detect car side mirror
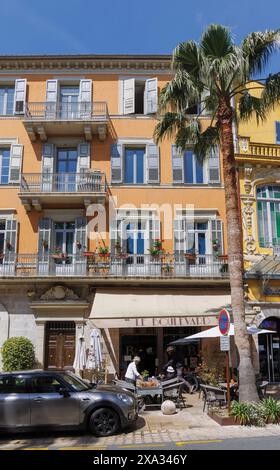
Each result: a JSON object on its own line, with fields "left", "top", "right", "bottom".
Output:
{"left": 59, "top": 387, "right": 70, "bottom": 397}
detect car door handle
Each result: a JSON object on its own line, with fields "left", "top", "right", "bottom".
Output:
{"left": 82, "top": 398, "right": 90, "bottom": 401}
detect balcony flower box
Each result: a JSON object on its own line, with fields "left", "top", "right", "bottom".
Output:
{"left": 116, "top": 253, "right": 129, "bottom": 260}
{"left": 83, "top": 251, "right": 96, "bottom": 259}
{"left": 184, "top": 253, "right": 196, "bottom": 262}
{"left": 51, "top": 253, "right": 67, "bottom": 260}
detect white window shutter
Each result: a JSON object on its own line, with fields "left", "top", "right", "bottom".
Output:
{"left": 211, "top": 219, "right": 224, "bottom": 254}
{"left": 38, "top": 218, "right": 53, "bottom": 254}
{"left": 79, "top": 80, "right": 92, "bottom": 118}
{"left": 123, "top": 78, "right": 135, "bottom": 114}
{"left": 14, "top": 79, "right": 27, "bottom": 114}
{"left": 174, "top": 219, "right": 185, "bottom": 255}
{"left": 9, "top": 144, "right": 23, "bottom": 183}
{"left": 172, "top": 145, "right": 184, "bottom": 183}
{"left": 42, "top": 143, "right": 55, "bottom": 191}
{"left": 149, "top": 218, "right": 161, "bottom": 244}
{"left": 208, "top": 146, "right": 220, "bottom": 184}
{"left": 147, "top": 144, "right": 160, "bottom": 183}
{"left": 5, "top": 219, "right": 17, "bottom": 254}
{"left": 111, "top": 143, "right": 122, "bottom": 183}
{"left": 144, "top": 78, "right": 158, "bottom": 114}
{"left": 77, "top": 143, "right": 90, "bottom": 173}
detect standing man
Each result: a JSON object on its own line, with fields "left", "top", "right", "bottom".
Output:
{"left": 125, "top": 356, "right": 143, "bottom": 385}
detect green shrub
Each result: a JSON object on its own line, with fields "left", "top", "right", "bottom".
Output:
{"left": 259, "top": 398, "right": 280, "bottom": 424}
{"left": 230, "top": 401, "right": 265, "bottom": 427}
{"left": 1, "top": 337, "right": 35, "bottom": 371}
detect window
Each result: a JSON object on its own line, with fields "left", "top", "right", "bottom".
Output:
{"left": 60, "top": 372, "right": 90, "bottom": 392}
{"left": 0, "top": 86, "right": 15, "bottom": 115}
{"left": 0, "top": 376, "right": 27, "bottom": 393}
{"left": 0, "top": 148, "right": 10, "bottom": 184}
{"left": 172, "top": 145, "right": 220, "bottom": 185}
{"left": 124, "top": 147, "right": 145, "bottom": 184}
{"left": 60, "top": 86, "right": 79, "bottom": 119}
{"left": 257, "top": 185, "right": 280, "bottom": 247}
{"left": 174, "top": 218, "right": 223, "bottom": 257}
{"left": 122, "top": 77, "right": 158, "bottom": 115}
{"left": 30, "top": 376, "right": 62, "bottom": 394}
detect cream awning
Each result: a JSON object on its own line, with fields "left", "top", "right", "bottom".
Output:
{"left": 89, "top": 289, "right": 231, "bottom": 329}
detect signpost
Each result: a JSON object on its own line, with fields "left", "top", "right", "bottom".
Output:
{"left": 218, "top": 309, "right": 231, "bottom": 412}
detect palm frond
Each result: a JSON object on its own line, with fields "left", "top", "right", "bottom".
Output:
{"left": 154, "top": 112, "right": 187, "bottom": 143}
{"left": 242, "top": 30, "right": 280, "bottom": 75}
{"left": 193, "top": 126, "right": 220, "bottom": 163}
{"left": 238, "top": 92, "right": 266, "bottom": 123}
{"left": 159, "top": 69, "right": 201, "bottom": 113}
{"left": 172, "top": 40, "right": 201, "bottom": 78}
{"left": 174, "top": 119, "right": 201, "bottom": 151}
{"left": 201, "top": 24, "right": 234, "bottom": 59}
{"left": 262, "top": 72, "right": 280, "bottom": 112}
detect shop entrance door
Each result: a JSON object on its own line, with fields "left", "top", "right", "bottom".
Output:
{"left": 45, "top": 321, "right": 76, "bottom": 369}
{"left": 258, "top": 318, "right": 280, "bottom": 382}
{"left": 120, "top": 332, "right": 157, "bottom": 377}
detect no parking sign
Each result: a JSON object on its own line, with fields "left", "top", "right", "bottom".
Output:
{"left": 218, "top": 309, "right": 231, "bottom": 336}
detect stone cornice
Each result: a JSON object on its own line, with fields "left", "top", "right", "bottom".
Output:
{"left": 0, "top": 54, "right": 172, "bottom": 74}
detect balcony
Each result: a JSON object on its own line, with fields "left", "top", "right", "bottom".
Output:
{"left": 236, "top": 137, "right": 280, "bottom": 161}
{"left": 19, "top": 171, "right": 107, "bottom": 211}
{"left": 0, "top": 253, "right": 229, "bottom": 280}
{"left": 23, "top": 102, "right": 108, "bottom": 141}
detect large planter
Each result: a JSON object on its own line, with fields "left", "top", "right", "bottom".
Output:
{"left": 208, "top": 410, "right": 239, "bottom": 426}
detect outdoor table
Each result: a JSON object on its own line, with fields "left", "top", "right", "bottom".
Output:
{"left": 136, "top": 383, "right": 163, "bottom": 409}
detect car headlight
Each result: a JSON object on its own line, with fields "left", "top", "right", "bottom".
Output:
{"left": 117, "top": 393, "right": 134, "bottom": 405}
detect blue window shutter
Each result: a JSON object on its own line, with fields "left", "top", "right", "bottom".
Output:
{"left": 276, "top": 122, "right": 280, "bottom": 144}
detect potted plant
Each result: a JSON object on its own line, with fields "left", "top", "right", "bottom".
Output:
{"left": 148, "top": 239, "right": 165, "bottom": 259}
{"left": 6, "top": 241, "right": 12, "bottom": 251}
{"left": 76, "top": 240, "right": 82, "bottom": 250}
{"left": 42, "top": 239, "right": 48, "bottom": 250}
{"left": 51, "top": 247, "right": 67, "bottom": 260}
{"left": 184, "top": 251, "right": 196, "bottom": 263}
{"left": 98, "top": 245, "right": 110, "bottom": 258}
{"left": 114, "top": 242, "right": 128, "bottom": 259}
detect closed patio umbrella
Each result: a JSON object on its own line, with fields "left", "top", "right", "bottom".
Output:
{"left": 73, "top": 335, "right": 87, "bottom": 371}
{"left": 86, "top": 328, "right": 103, "bottom": 370}
{"left": 170, "top": 324, "right": 275, "bottom": 345}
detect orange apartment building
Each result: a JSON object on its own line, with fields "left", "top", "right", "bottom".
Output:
{"left": 0, "top": 54, "right": 230, "bottom": 377}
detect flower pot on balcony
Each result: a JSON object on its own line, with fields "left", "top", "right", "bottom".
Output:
{"left": 51, "top": 253, "right": 67, "bottom": 260}
{"left": 116, "top": 253, "right": 129, "bottom": 260}
{"left": 184, "top": 253, "right": 196, "bottom": 263}
{"left": 83, "top": 251, "right": 96, "bottom": 259}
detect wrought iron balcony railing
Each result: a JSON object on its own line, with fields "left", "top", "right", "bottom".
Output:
{"left": 24, "top": 101, "right": 108, "bottom": 121}
{"left": 0, "top": 253, "right": 229, "bottom": 279}
{"left": 19, "top": 172, "right": 107, "bottom": 194}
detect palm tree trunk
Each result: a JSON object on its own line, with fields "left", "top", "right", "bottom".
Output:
{"left": 218, "top": 99, "right": 259, "bottom": 403}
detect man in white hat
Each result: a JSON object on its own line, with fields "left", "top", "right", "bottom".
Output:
{"left": 125, "top": 356, "right": 143, "bottom": 386}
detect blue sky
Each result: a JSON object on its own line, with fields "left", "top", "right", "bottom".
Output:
{"left": 1, "top": 0, "right": 279, "bottom": 72}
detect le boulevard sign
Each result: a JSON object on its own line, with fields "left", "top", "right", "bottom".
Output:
{"left": 93, "top": 315, "right": 218, "bottom": 328}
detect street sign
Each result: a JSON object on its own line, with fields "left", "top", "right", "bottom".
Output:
{"left": 218, "top": 309, "right": 231, "bottom": 336}
{"left": 220, "top": 335, "right": 230, "bottom": 351}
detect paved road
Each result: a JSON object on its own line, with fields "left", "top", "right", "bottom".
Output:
{"left": 1, "top": 436, "right": 280, "bottom": 450}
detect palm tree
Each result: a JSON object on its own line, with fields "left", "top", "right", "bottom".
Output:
{"left": 155, "top": 24, "right": 280, "bottom": 402}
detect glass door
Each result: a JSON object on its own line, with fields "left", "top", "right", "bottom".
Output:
{"left": 124, "top": 148, "right": 145, "bottom": 184}
{"left": 56, "top": 148, "right": 78, "bottom": 192}
{"left": 124, "top": 220, "right": 147, "bottom": 274}
{"left": 60, "top": 86, "right": 79, "bottom": 119}
{"left": 53, "top": 222, "right": 75, "bottom": 275}
{"left": 259, "top": 318, "right": 280, "bottom": 382}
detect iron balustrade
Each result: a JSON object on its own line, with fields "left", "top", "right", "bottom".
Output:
{"left": 20, "top": 172, "right": 107, "bottom": 194}
{"left": 0, "top": 253, "right": 229, "bottom": 278}
{"left": 24, "top": 101, "right": 108, "bottom": 121}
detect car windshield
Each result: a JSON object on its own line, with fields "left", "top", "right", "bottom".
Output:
{"left": 60, "top": 372, "right": 91, "bottom": 392}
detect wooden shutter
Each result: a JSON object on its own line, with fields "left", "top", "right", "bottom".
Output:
{"left": 79, "top": 80, "right": 92, "bottom": 118}
{"left": 208, "top": 146, "right": 220, "bottom": 184}
{"left": 276, "top": 122, "right": 280, "bottom": 144}
{"left": 144, "top": 78, "right": 158, "bottom": 114}
{"left": 146, "top": 144, "right": 160, "bottom": 183}
{"left": 123, "top": 78, "right": 135, "bottom": 114}
{"left": 45, "top": 80, "right": 58, "bottom": 119}
{"left": 9, "top": 144, "right": 23, "bottom": 183}
{"left": 77, "top": 143, "right": 90, "bottom": 173}
{"left": 172, "top": 145, "right": 184, "bottom": 183}
{"left": 14, "top": 79, "right": 27, "bottom": 114}
{"left": 5, "top": 219, "right": 17, "bottom": 254}
{"left": 111, "top": 143, "right": 122, "bottom": 183}
{"left": 42, "top": 143, "right": 55, "bottom": 191}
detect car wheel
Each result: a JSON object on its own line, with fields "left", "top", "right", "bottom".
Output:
{"left": 88, "top": 408, "right": 120, "bottom": 436}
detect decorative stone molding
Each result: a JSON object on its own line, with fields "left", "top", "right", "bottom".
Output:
{"left": 244, "top": 165, "right": 253, "bottom": 195}
{"left": 242, "top": 197, "right": 255, "bottom": 230}
{"left": 40, "top": 285, "right": 79, "bottom": 301}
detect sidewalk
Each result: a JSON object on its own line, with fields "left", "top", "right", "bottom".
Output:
{"left": 1, "top": 392, "right": 280, "bottom": 449}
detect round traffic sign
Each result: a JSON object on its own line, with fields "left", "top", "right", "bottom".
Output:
{"left": 218, "top": 309, "right": 231, "bottom": 335}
